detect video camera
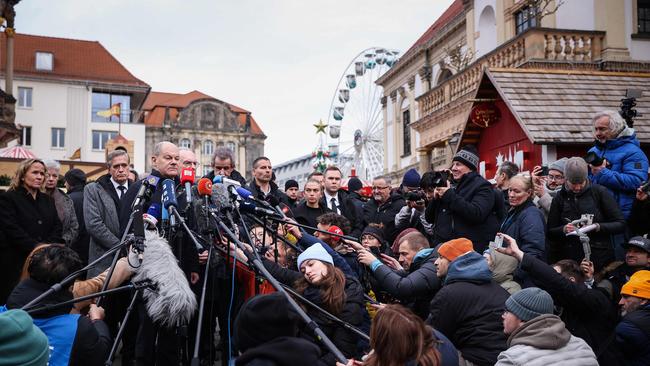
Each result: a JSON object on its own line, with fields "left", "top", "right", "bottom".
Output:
{"left": 430, "top": 171, "right": 449, "bottom": 188}
{"left": 620, "top": 89, "right": 642, "bottom": 128}
{"left": 405, "top": 190, "right": 426, "bottom": 202}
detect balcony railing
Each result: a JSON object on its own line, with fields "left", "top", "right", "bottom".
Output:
{"left": 415, "top": 28, "right": 605, "bottom": 124}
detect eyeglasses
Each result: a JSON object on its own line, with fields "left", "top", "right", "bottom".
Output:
{"left": 548, "top": 174, "right": 564, "bottom": 181}
{"left": 372, "top": 186, "right": 389, "bottom": 191}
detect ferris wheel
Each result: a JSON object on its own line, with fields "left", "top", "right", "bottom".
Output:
{"left": 327, "top": 47, "right": 400, "bottom": 181}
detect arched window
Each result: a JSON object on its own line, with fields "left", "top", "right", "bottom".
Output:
{"left": 203, "top": 140, "right": 214, "bottom": 156}
{"left": 179, "top": 138, "right": 191, "bottom": 149}
{"left": 436, "top": 69, "right": 453, "bottom": 85}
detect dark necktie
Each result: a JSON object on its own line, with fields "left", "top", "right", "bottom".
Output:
{"left": 330, "top": 197, "right": 339, "bottom": 214}
{"left": 118, "top": 185, "right": 126, "bottom": 199}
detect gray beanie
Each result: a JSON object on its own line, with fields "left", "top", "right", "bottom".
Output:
{"left": 564, "top": 157, "right": 588, "bottom": 184}
{"left": 548, "top": 157, "right": 568, "bottom": 175}
{"left": 453, "top": 145, "right": 479, "bottom": 171}
{"left": 505, "top": 287, "right": 554, "bottom": 322}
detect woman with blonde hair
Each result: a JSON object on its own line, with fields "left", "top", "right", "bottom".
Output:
{"left": 0, "top": 158, "right": 63, "bottom": 304}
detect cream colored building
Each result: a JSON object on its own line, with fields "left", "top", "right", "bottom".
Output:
{"left": 378, "top": 0, "right": 650, "bottom": 181}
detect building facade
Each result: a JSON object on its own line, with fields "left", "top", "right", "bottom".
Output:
{"left": 142, "top": 90, "right": 266, "bottom": 179}
{"left": 0, "top": 33, "right": 150, "bottom": 174}
{"left": 378, "top": 0, "right": 650, "bottom": 182}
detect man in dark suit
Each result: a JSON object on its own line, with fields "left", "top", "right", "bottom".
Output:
{"left": 321, "top": 166, "right": 363, "bottom": 238}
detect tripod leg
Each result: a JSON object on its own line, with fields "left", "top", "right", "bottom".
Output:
{"left": 105, "top": 289, "right": 140, "bottom": 366}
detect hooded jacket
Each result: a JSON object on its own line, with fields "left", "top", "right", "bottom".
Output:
{"left": 370, "top": 248, "right": 440, "bottom": 319}
{"left": 488, "top": 250, "right": 521, "bottom": 295}
{"left": 589, "top": 129, "right": 649, "bottom": 218}
{"left": 362, "top": 191, "right": 406, "bottom": 243}
{"left": 425, "top": 171, "right": 501, "bottom": 253}
{"left": 495, "top": 314, "right": 598, "bottom": 366}
{"left": 428, "top": 251, "right": 509, "bottom": 366}
{"left": 6, "top": 279, "right": 111, "bottom": 366}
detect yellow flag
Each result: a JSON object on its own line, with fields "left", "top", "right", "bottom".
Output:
{"left": 96, "top": 103, "right": 122, "bottom": 118}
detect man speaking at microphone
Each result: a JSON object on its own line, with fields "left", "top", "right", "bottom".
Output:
{"left": 119, "top": 141, "right": 200, "bottom": 366}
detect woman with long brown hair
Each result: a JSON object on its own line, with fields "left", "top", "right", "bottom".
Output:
{"left": 257, "top": 242, "right": 366, "bottom": 364}
{"left": 338, "top": 304, "right": 459, "bottom": 366}
{"left": 0, "top": 158, "right": 63, "bottom": 304}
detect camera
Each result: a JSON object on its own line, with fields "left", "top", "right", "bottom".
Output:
{"left": 430, "top": 171, "right": 449, "bottom": 188}
{"left": 640, "top": 180, "right": 650, "bottom": 194}
{"left": 584, "top": 151, "right": 605, "bottom": 167}
{"left": 406, "top": 190, "right": 426, "bottom": 202}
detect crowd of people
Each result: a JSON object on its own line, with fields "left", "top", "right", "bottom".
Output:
{"left": 1, "top": 109, "right": 650, "bottom": 366}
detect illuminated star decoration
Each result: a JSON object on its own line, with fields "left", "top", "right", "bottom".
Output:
{"left": 314, "top": 119, "right": 328, "bottom": 134}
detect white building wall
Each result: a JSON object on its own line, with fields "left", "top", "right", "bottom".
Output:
{"left": 474, "top": 0, "right": 498, "bottom": 58}
{"left": 386, "top": 98, "right": 395, "bottom": 170}
{"left": 626, "top": 0, "right": 650, "bottom": 61}
{"left": 556, "top": 0, "right": 595, "bottom": 30}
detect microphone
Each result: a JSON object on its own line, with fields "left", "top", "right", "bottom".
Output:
{"left": 143, "top": 203, "right": 161, "bottom": 230}
{"left": 132, "top": 176, "right": 161, "bottom": 209}
{"left": 161, "top": 179, "right": 178, "bottom": 228}
{"left": 236, "top": 187, "right": 283, "bottom": 216}
{"left": 197, "top": 177, "right": 213, "bottom": 196}
{"left": 239, "top": 200, "right": 281, "bottom": 218}
{"left": 180, "top": 167, "right": 196, "bottom": 203}
{"left": 194, "top": 178, "right": 215, "bottom": 236}
{"left": 212, "top": 175, "right": 241, "bottom": 187}
{"left": 131, "top": 231, "right": 198, "bottom": 327}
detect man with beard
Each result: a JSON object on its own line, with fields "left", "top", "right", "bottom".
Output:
{"left": 598, "top": 236, "right": 650, "bottom": 303}
{"left": 532, "top": 158, "right": 567, "bottom": 218}
{"left": 363, "top": 176, "right": 405, "bottom": 243}
{"left": 615, "top": 270, "right": 650, "bottom": 365}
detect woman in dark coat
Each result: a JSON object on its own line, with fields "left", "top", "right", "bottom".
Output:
{"left": 499, "top": 174, "right": 546, "bottom": 285}
{"left": 259, "top": 243, "right": 366, "bottom": 364}
{"left": 0, "top": 158, "right": 63, "bottom": 304}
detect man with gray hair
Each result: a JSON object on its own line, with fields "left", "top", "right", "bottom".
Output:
{"left": 204, "top": 146, "right": 247, "bottom": 185}
{"left": 588, "top": 110, "right": 648, "bottom": 219}
{"left": 43, "top": 159, "right": 79, "bottom": 246}
{"left": 495, "top": 161, "right": 519, "bottom": 210}
{"left": 362, "top": 175, "right": 405, "bottom": 243}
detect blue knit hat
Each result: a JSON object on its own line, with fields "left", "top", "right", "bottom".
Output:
{"left": 505, "top": 287, "right": 554, "bottom": 322}
{"left": 402, "top": 168, "right": 421, "bottom": 189}
{"left": 0, "top": 309, "right": 50, "bottom": 366}
{"left": 297, "top": 243, "right": 334, "bottom": 269}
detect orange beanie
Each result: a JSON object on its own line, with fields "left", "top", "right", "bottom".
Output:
{"left": 438, "top": 238, "right": 474, "bottom": 262}
{"left": 621, "top": 270, "right": 650, "bottom": 300}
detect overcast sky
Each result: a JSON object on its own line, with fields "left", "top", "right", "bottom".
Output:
{"left": 17, "top": 0, "right": 453, "bottom": 164}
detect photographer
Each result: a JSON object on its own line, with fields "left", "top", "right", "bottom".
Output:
{"left": 628, "top": 182, "right": 650, "bottom": 237}
{"left": 395, "top": 174, "right": 433, "bottom": 239}
{"left": 531, "top": 158, "right": 567, "bottom": 218}
{"left": 588, "top": 110, "right": 648, "bottom": 219}
{"left": 547, "top": 157, "right": 626, "bottom": 272}
{"left": 425, "top": 145, "right": 502, "bottom": 253}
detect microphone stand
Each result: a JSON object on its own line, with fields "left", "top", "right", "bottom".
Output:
{"left": 212, "top": 214, "right": 349, "bottom": 364}
{"left": 106, "top": 286, "right": 143, "bottom": 366}
{"left": 241, "top": 212, "right": 303, "bottom": 254}
{"left": 260, "top": 215, "right": 359, "bottom": 242}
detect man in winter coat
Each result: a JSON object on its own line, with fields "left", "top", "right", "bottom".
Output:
{"left": 321, "top": 166, "right": 364, "bottom": 238}
{"left": 615, "top": 270, "right": 650, "bottom": 366}
{"left": 363, "top": 176, "right": 405, "bottom": 243}
{"left": 246, "top": 156, "right": 289, "bottom": 205}
{"left": 495, "top": 287, "right": 598, "bottom": 365}
{"left": 532, "top": 158, "right": 567, "bottom": 218}
{"left": 65, "top": 169, "right": 89, "bottom": 267}
{"left": 429, "top": 238, "right": 509, "bottom": 365}
{"left": 203, "top": 146, "right": 248, "bottom": 186}
{"left": 6, "top": 245, "right": 111, "bottom": 366}
{"left": 588, "top": 110, "right": 649, "bottom": 219}
{"left": 356, "top": 231, "right": 440, "bottom": 319}
{"left": 628, "top": 184, "right": 650, "bottom": 237}
{"left": 395, "top": 169, "right": 434, "bottom": 239}
{"left": 425, "top": 145, "right": 502, "bottom": 253}
{"left": 598, "top": 236, "right": 650, "bottom": 303}
{"left": 547, "top": 157, "right": 626, "bottom": 272}
{"left": 496, "top": 234, "right": 620, "bottom": 365}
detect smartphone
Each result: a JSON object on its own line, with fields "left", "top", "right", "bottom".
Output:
{"left": 494, "top": 234, "right": 504, "bottom": 247}
{"left": 539, "top": 166, "right": 549, "bottom": 176}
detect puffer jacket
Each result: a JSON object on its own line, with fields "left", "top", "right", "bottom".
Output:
{"left": 488, "top": 250, "right": 521, "bottom": 295}
{"left": 547, "top": 182, "right": 625, "bottom": 272}
{"left": 370, "top": 248, "right": 440, "bottom": 319}
{"left": 425, "top": 171, "right": 501, "bottom": 253}
{"left": 589, "top": 129, "right": 649, "bottom": 218}
{"left": 495, "top": 314, "right": 598, "bottom": 366}
{"left": 428, "top": 251, "right": 509, "bottom": 366}
{"left": 362, "top": 192, "right": 405, "bottom": 243}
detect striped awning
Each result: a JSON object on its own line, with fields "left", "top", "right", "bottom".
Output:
{"left": 0, "top": 145, "right": 37, "bottom": 159}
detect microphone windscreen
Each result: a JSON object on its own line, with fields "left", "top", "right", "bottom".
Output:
{"left": 212, "top": 183, "right": 231, "bottom": 211}
{"left": 180, "top": 168, "right": 195, "bottom": 185}
{"left": 197, "top": 178, "right": 213, "bottom": 196}
{"left": 161, "top": 179, "right": 178, "bottom": 210}
{"left": 235, "top": 186, "right": 253, "bottom": 199}
{"left": 147, "top": 202, "right": 162, "bottom": 220}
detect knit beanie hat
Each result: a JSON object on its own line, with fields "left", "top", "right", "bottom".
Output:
{"left": 64, "top": 168, "right": 87, "bottom": 187}
{"left": 402, "top": 169, "right": 421, "bottom": 189}
{"left": 0, "top": 309, "right": 50, "bottom": 366}
{"left": 361, "top": 225, "right": 386, "bottom": 244}
{"left": 297, "top": 243, "right": 334, "bottom": 269}
{"left": 438, "top": 238, "right": 474, "bottom": 262}
{"left": 347, "top": 177, "right": 363, "bottom": 192}
{"left": 284, "top": 179, "right": 299, "bottom": 191}
{"left": 453, "top": 145, "right": 479, "bottom": 171}
{"left": 564, "top": 157, "right": 588, "bottom": 184}
{"left": 505, "top": 287, "right": 554, "bottom": 322}
{"left": 621, "top": 270, "right": 650, "bottom": 300}
{"left": 548, "top": 157, "right": 568, "bottom": 175}
{"left": 234, "top": 292, "right": 300, "bottom": 352}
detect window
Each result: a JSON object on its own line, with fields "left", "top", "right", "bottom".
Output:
{"left": 91, "top": 92, "right": 132, "bottom": 123}
{"left": 226, "top": 141, "right": 236, "bottom": 153}
{"left": 35, "top": 52, "right": 53, "bottom": 71}
{"left": 402, "top": 110, "right": 411, "bottom": 156}
{"left": 92, "top": 131, "right": 117, "bottom": 150}
{"left": 203, "top": 140, "right": 214, "bottom": 156}
{"left": 17, "top": 87, "right": 32, "bottom": 108}
{"left": 21, "top": 126, "right": 31, "bottom": 146}
{"left": 639, "top": 0, "right": 650, "bottom": 34}
{"left": 180, "top": 138, "right": 192, "bottom": 149}
{"left": 203, "top": 165, "right": 212, "bottom": 176}
{"left": 51, "top": 128, "right": 65, "bottom": 148}
{"left": 515, "top": 5, "right": 538, "bottom": 34}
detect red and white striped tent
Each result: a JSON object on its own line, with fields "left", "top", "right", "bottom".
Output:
{"left": 0, "top": 145, "right": 37, "bottom": 159}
